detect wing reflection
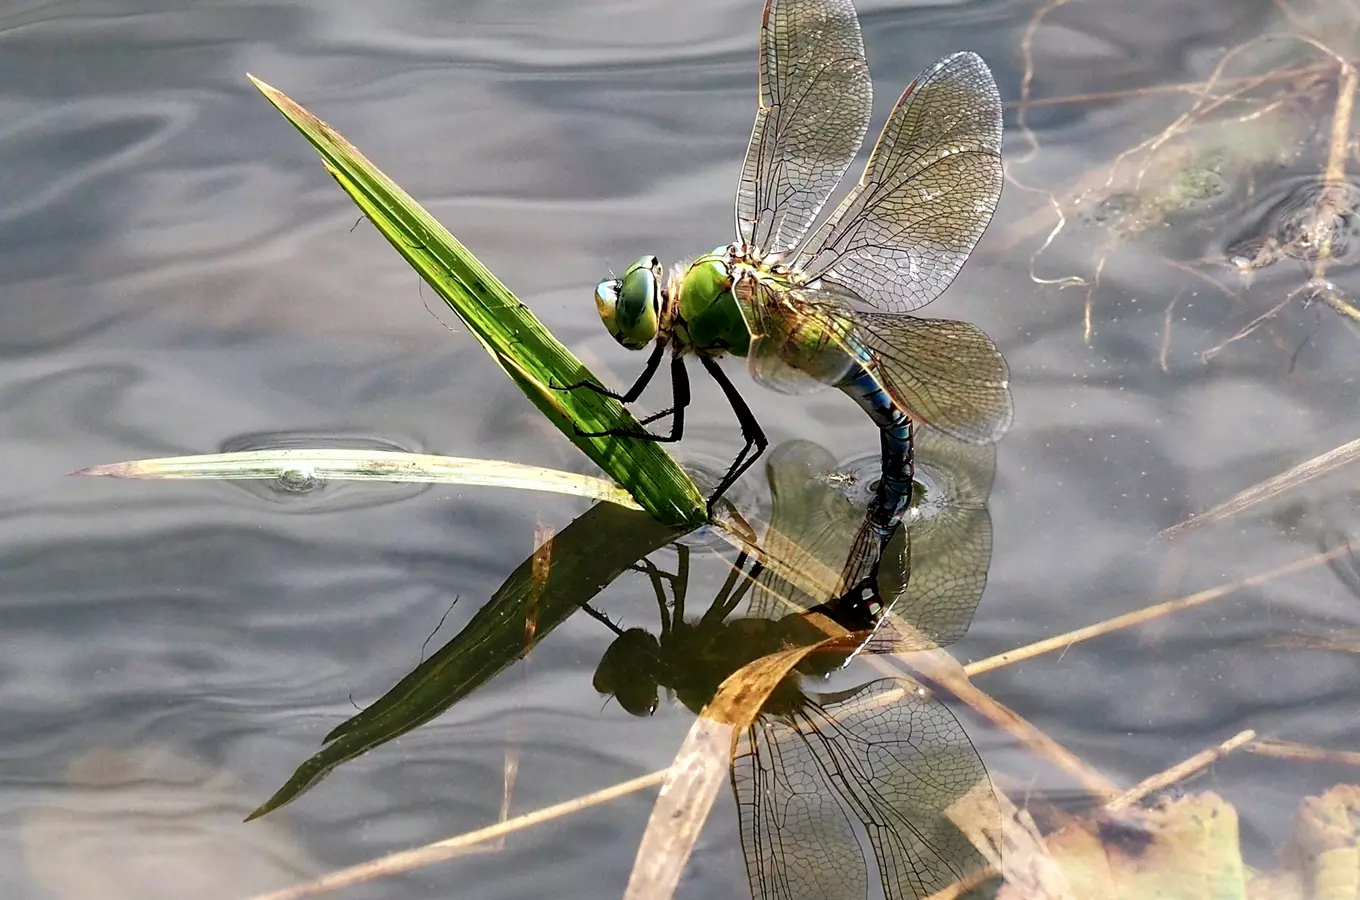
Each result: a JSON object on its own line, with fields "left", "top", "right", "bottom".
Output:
{"left": 592, "top": 435, "right": 998, "bottom": 899}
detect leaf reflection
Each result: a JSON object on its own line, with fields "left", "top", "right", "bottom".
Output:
{"left": 250, "top": 433, "right": 1000, "bottom": 900}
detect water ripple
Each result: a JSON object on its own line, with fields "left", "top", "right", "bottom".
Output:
{"left": 217, "top": 431, "right": 433, "bottom": 512}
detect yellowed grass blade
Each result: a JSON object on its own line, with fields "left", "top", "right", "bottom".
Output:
{"left": 71, "top": 450, "right": 641, "bottom": 508}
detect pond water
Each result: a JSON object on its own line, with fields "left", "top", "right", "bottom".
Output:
{"left": 3, "top": 0, "right": 1359, "bottom": 897}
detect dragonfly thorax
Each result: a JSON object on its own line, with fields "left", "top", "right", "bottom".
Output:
{"left": 670, "top": 248, "right": 752, "bottom": 357}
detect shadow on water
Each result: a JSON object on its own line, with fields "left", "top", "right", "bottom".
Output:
{"left": 248, "top": 431, "right": 1000, "bottom": 898}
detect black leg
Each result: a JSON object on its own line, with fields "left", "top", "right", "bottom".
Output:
{"left": 626, "top": 557, "right": 678, "bottom": 630}
{"left": 556, "top": 341, "right": 666, "bottom": 403}
{"left": 575, "top": 352, "right": 689, "bottom": 442}
{"left": 578, "top": 601, "right": 627, "bottom": 637}
{"left": 671, "top": 545, "right": 690, "bottom": 621}
{"left": 702, "top": 551, "right": 749, "bottom": 626}
{"left": 700, "top": 551, "right": 764, "bottom": 626}
{"left": 698, "top": 355, "right": 768, "bottom": 514}
{"left": 635, "top": 406, "right": 680, "bottom": 428}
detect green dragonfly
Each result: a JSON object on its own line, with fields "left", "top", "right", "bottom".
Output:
{"left": 563, "top": 0, "right": 1012, "bottom": 538}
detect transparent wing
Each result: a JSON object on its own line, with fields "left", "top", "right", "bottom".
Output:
{"left": 735, "top": 0, "right": 873, "bottom": 256}
{"left": 750, "top": 441, "right": 869, "bottom": 621}
{"left": 795, "top": 51, "right": 1004, "bottom": 314}
{"left": 854, "top": 311, "right": 1012, "bottom": 445}
{"left": 740, "top": 276, "right": 1011, "bottom": 444}
{"left": 751, "top": 429, "right": 994, "bottom": 658}
{"left": 732, "top": 678, "right": 996, "bottom": 900}
{"left": 863, "top": 427, "right": 995, "bottom": 654}
{"left": 733, "top": 708, "right": 868, "bottom": 900}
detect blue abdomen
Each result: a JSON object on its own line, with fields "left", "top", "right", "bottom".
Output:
{"left": 836, "top": 364, "right": 914, "bottom": 547}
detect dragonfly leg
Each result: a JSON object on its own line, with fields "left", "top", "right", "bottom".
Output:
{"left": 700, "top": 551, "right": 763, "bottom": 626}
{"left": 554, "top": 341, "right": 666, "bottom": 403}
{"left": 634, "top": 406, "right": 680, "bottom": 429}
{"left": 625, "top": 554, "right": 685, "bottom": 628}
{"left": 697, "top": 355, "right": 768, "bottom": 514}
{"left": 573, "top": 353, "right": 690, "bottom": 441}
{"left": 577, "top": 601, "right": 627, "bottom": 637}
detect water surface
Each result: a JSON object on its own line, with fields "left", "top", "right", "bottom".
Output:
{"left": 3, "top": 0, "right": 1358, "bottom": 896}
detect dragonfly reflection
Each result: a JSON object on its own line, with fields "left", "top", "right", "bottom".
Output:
{"left": 760, "top": 426, "right": 995, "bottom": 651}
{"left": 590, "top": 432, "right": 997, "bottom": 899}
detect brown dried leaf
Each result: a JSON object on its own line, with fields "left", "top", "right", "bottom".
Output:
{"left": 622, "top": 639, "right": 851, "bottom": 900}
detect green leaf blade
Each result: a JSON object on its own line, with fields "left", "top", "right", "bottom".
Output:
{"left": 247, "top": 74, "right": 705, "bottom": 527}
{"left": 247, "top": 502, "right": 680, "bottom": 820}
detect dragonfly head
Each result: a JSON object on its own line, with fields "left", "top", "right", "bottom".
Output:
{"left": 593, "top": 627, "right": 662, "bottom": 716}
{"left": 595, "top": 255, "right": 663, "bottom": 350}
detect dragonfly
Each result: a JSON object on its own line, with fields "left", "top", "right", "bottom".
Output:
{"left": 562, "top": 0, "right": 1012, "bottom": 565}
{"left": 588, "top": 436, "right": 999, "bottom": 899}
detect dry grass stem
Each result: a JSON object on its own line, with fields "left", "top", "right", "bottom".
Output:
{"left": 1201, "top": 290, "right": 1303, "bottom": 360}
{"left": 1006, "top": 8, "right": 1360, "bottom": 351}
{"left": 622, "top": 719, "right": 733, "bottom": 900}
{"left": 1006, "top": 58, "right": 1353, "bottom": 111}
{"left": 497, "top": 749, "right": 517, "bottom": 851}
{"left": 965, "top": 545, "right": 1353, "bottom": 677}
{"left": 908, "top": 649, "right": 1122, "bottom": 799}
{"left": 1014, "top": 0, "right": 1079, "bottom": 164}
{"left": 1105, "top": 729, "right": 1256, "bottom": 811}
{"left": 244, "top": 770, "right": 667, "bottom": 900}
{"left": 1268, "top": 630, "right": 1360, "bottom": 652}
{"left": 1247, "top": 738, "right": 1360, "bottom": 766}
{"left": 1322, "top": 55, "right": 1356, "bottom": 185}
{"left": 1200, "top": 39, "right": 1360, "bottom": 357}
{"left": 623, "top": 642, "right": 846, "bottom": 900}
{"left": 1159, "top": 436, "right": 1360, "bottom": 538}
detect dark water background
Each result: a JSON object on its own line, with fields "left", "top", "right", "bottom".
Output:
{"left": 3, "top": 0, "right": 1359, "bottom": 897}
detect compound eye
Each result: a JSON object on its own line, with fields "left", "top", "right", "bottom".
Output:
{"left": 594, "top": 279, "right": 623, "bottom": 316}
{"left": 594, "top": 278, "right": 624, "bottom": 339}
{"left": 614, "top": 259, "right": 661, "bottom": 349}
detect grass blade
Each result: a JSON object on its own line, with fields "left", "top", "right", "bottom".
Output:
{"left": 247, "top": 74, "right": 705, "bottom": 527}
{"left": 73, "top": 449, "right": 641, "bottom": 508}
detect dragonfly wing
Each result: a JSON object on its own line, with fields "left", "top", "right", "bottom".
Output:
{"left": 855, "top": 312, "right": 1012, "bottom": 444}
{"left": 751, "top": 441, "right": 867, "bottom": 620}
{"left": 796, "top": 52, "right": 1003, "bottom": 314}
{"left": 744, "top": 278, "right": 1012, "bottom": 444}
{"left": 738, "top": 277, "right": 859, "bottom": 396}
{"left": 912, "top": 421, "right": 998, "bottom": 512}
{"left": 733, "top": 713, "right": 869, "bottom": 900}
{"left": 811, "top": 679, "right": 996, "bottom": 899}
{"left": 866, "top": 428, "right": 996, "bottom": 654}
{"left": 735, "top": 0, "right": 872, "bottom": 256}
{"left": 737, "top": 679, "right": 997, "bottom": 900}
